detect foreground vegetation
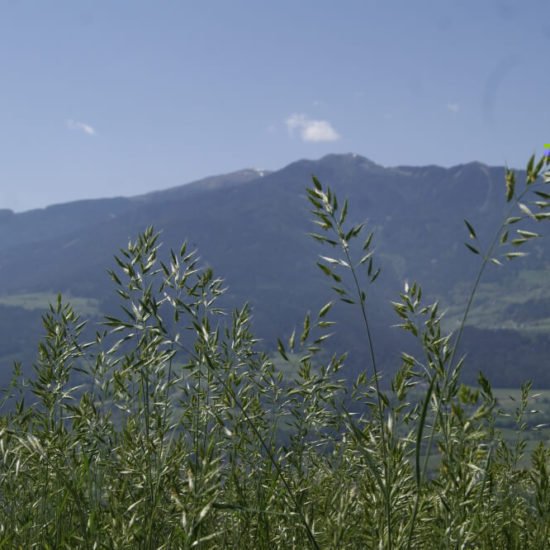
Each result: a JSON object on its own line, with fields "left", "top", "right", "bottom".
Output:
{"left": 1, "top": 154, "right": 550, "bottom": 548}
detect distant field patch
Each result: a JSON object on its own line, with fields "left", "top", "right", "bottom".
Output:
{"left": 443, "top": 268, "right": 550, "bottom": 332}
{"left": 0, "top": 293, "right": 101, "bottom": 316}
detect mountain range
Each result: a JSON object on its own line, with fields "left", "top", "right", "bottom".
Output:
{"left": 1, "top": 153, "right": 549, "bottom": 388}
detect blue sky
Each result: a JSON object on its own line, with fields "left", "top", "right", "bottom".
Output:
{"left": 1, "top": 0, "right": 549, "bottom": 211}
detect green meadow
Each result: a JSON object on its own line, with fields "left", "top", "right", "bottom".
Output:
{"left": 1, "top": 154, "right": 550, "bottom": 548}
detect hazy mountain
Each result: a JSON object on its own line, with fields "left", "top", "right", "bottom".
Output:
{"left": 1, "top": 154, "right": 549, "bottom": 387}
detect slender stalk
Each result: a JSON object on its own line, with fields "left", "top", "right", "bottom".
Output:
{"left": 406, "top": 181, "right": 535, "bottom": 549}
{"left": 450, "top": 175, "right": 540, "bottom": 376}
{"left": 342, "top": 244, "right": 393, "bottom": 549}
{"left": 312, "top": 183, "right": 394, "bottom": 547}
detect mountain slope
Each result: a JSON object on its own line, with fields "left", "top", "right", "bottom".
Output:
{"left": 1, "top": 154, "right": 549, "bottom": 387}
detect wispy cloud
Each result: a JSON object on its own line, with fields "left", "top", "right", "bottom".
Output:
{"left": 285, "top": 113, "right": 340, "bottom": 143}
{"left": 446, "top": 102, "right": 460, "bottom": 113}
{"left": 66, "top": 119, "right": 96, "bottom": 136}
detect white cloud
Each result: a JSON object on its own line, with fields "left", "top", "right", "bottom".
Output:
{"left": 285, "top": 113, "right": 340, "bottom": 143}
{"left": 447, "top": 103, "right": 460, "bottom": 113}
{"left": 66, "top": 119, "right": 96, "bottom": 136}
